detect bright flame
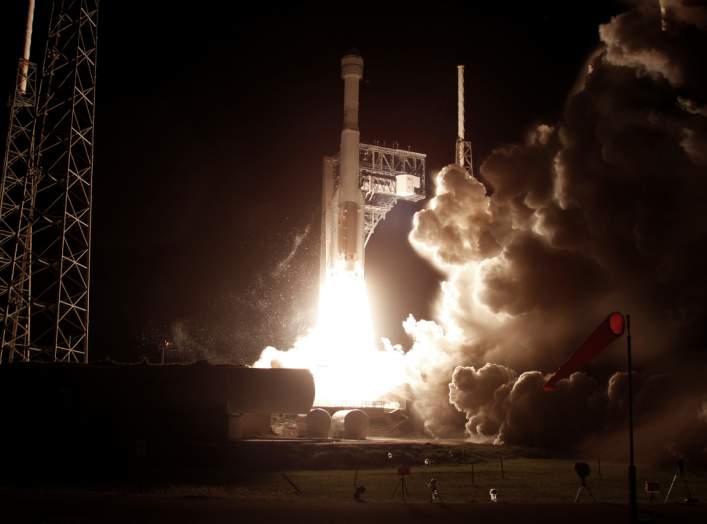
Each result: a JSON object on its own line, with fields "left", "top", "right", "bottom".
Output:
{"left": 254, "top": 268, "right": 406, "bottom": 406}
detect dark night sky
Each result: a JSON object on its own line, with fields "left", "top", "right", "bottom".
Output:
{"left": 0, "top": 2, "right": 627, "bottom": 364}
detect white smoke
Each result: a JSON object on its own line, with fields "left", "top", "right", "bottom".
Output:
{"left": 447, "top": 365, "right": 707, "bottom": 460}
{"left": 401, "top": 0, "right": 707, "bottom": 458}
{"left": 449, "top": 363, "right": 516, "bottom": 443}
{"left": 250, "top": 2, "right": 707, "bottom": 460}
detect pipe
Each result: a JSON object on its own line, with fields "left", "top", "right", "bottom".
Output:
{"left": 626, "top": 315, "right": 637, "bottom": 523}
{"left": 457, "top": 65, "right": 464, "bottom": 141}
{"left": 19, "top": 0, "right": 36, "bottom": 95}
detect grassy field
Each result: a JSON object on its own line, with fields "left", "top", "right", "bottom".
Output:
{"left": 3, "top": 455, "right": 706, "bottom": 523}
{"left": 149, "top": 458, "right": 707, "bottom": 505}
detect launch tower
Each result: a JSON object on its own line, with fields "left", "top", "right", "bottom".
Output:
{"left": 0, "top": 0, "right": 99, "bottom": 364}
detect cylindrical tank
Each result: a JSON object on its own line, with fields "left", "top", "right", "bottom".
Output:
{"left": 331, "top": 409, "right": 369, "bottom": 439}
{"left": 305, "top": 408, "right": 331, "bottom": 438}
{"left": 225, "top": 367, "right": 315, "bottom": 414}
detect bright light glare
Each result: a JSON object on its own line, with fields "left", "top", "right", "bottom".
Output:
{"left": 254, "top": 268, "right": 406, "bottom": 406}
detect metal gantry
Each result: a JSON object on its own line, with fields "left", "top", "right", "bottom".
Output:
{"left": 455, "top": 138, "right": 473, "bottom": 176}
{"left": 322, "top": 144, "right": 427, "bottom": 251}
{"left": 328, "top": 143, "right": 426, "bottom": 247}
{"left": 0, "top": 59, "right": 38, "bottom": 363}
{"left": 358, "top": 143, "right": 426, "bottom": 245}
{"left": 0, "top": 0, "right": 99, "bottom": 364}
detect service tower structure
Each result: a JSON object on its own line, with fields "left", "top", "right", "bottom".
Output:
{"left": 0, "top": 0, "right": 99, "bottom": 364}
{"left": 320, "top": 54, "right": 427, "bottom": 285}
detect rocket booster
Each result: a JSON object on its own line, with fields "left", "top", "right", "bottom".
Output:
{"left": 336, "top": 54, "right": 364, "bottom": 275}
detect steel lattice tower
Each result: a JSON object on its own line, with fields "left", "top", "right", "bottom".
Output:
{"left": 0, "top": 0, "right": 99, "bottom": 364}
{"left": 0, "top": 58, "right": 38, "bottom": 364}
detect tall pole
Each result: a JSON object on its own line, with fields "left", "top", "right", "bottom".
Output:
{"left": 456, "top": 65, "right": 465, "bottom": 168}
{"left": 457, "top": 66, "right": 465, "bottom": 142}
{"left": 454, "top": 65, "right": 473, "bottom": 175}
{"left": 626, "top": 314, "right": 637, "bottom": 523}
{"left": 19, "top": 0, "right": 36, "bottom": 94}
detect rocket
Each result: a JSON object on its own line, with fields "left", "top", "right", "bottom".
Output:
{"left": 337, "top": 53, "right": 365, "bottom": 274}
{"left": 321, "top": 53, "right": 365, "bottom": 280}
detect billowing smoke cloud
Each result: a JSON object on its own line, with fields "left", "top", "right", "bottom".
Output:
{"left": 450, "top": 367, "right": 606, "bottom": 449}
{"left": 405, "top": 1, "right": 707, "bottom": 460}
{"left": 448, "top": 365, "right": 707, "bottom": 463}
{"left": 448, "top": 363, "right": 516, "bottom": 443}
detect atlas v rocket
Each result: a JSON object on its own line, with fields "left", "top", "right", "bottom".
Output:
{"left": 320, "top": 53, "right": 426, "bottom": 286}
{"left": 321, "top": 54, "right": 365, "bottom": 279}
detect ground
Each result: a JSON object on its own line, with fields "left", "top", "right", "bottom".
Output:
{"left": 3, "top": 444, "right": 706, "bottom": 523}
{"left": 2, "top": 491, "right": 706, "bottom": 523}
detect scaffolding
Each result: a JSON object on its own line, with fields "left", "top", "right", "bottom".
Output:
{"left": 0, "top": 0, "right": 99, "bottom": 364}
{"left": 330, "top": 143, "right": 426, "bottom": 246}
{"left": 0, "top": 59, "right": 38, "bottom": 363}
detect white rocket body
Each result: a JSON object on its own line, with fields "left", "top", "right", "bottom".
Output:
{"left": 322, "top": 54, "right": 365, "bottom": 279}
{"left": 337, "top": 54, "right": 364, "bottom": 275}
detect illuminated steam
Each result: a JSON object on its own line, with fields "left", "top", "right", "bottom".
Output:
{"left": 404, "top": 1, "right": 707, "bottom": 457}
{"left": 255, "top": 270, "right": 406, "bottom": 406}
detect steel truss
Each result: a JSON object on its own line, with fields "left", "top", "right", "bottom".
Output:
{"left": 455, "top": 138, "right": 473, "bottom": 176}
{"left": 0, "top": 60, "right": 38, "bottom": 363}
{"left": 358, "top": 143, "right": 426, "bottom": 244}
{"left": 359, "top": 143, "right": 426, "bottom": 193}
{"left": 362, "top": 195, "right": 398, "bottom": 246}
{"left": 330, "top": 143, "right": 426, "bottom": 246}
{"left": 0, "top": 0, "right": 99, "bottom": 364}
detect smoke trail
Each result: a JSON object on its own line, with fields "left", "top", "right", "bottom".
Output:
{"left": 273, "top": 225, "right": 311, "bottom": 278}
{"left": 405, "top": 1, "right": 707, "bottom": 460}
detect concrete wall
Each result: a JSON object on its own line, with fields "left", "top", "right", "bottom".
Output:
{"left": 0, "top": 362, "right": 314, "bottom": 481}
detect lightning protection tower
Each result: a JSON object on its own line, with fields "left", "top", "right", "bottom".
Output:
{"left": 0, "top": 0, "right": 100, "bottom": 364}
{"left": 455, "top": 65, "right": 473, "bottom": 176}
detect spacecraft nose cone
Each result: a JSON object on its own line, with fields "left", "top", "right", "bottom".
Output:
{"left": 341, "top": 52, "right": 364, "bottom": 78}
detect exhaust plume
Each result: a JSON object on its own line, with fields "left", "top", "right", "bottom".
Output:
{"left": 405, "top": 0, "right": 707, "bottom": 460}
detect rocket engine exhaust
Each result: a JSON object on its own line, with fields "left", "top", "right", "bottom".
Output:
{"left": 256, "top": 52, "right": 412, "bottom": 409}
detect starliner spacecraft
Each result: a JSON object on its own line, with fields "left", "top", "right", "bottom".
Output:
{"left": 320, "top": 53, "right": 427, "bottom": 283}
